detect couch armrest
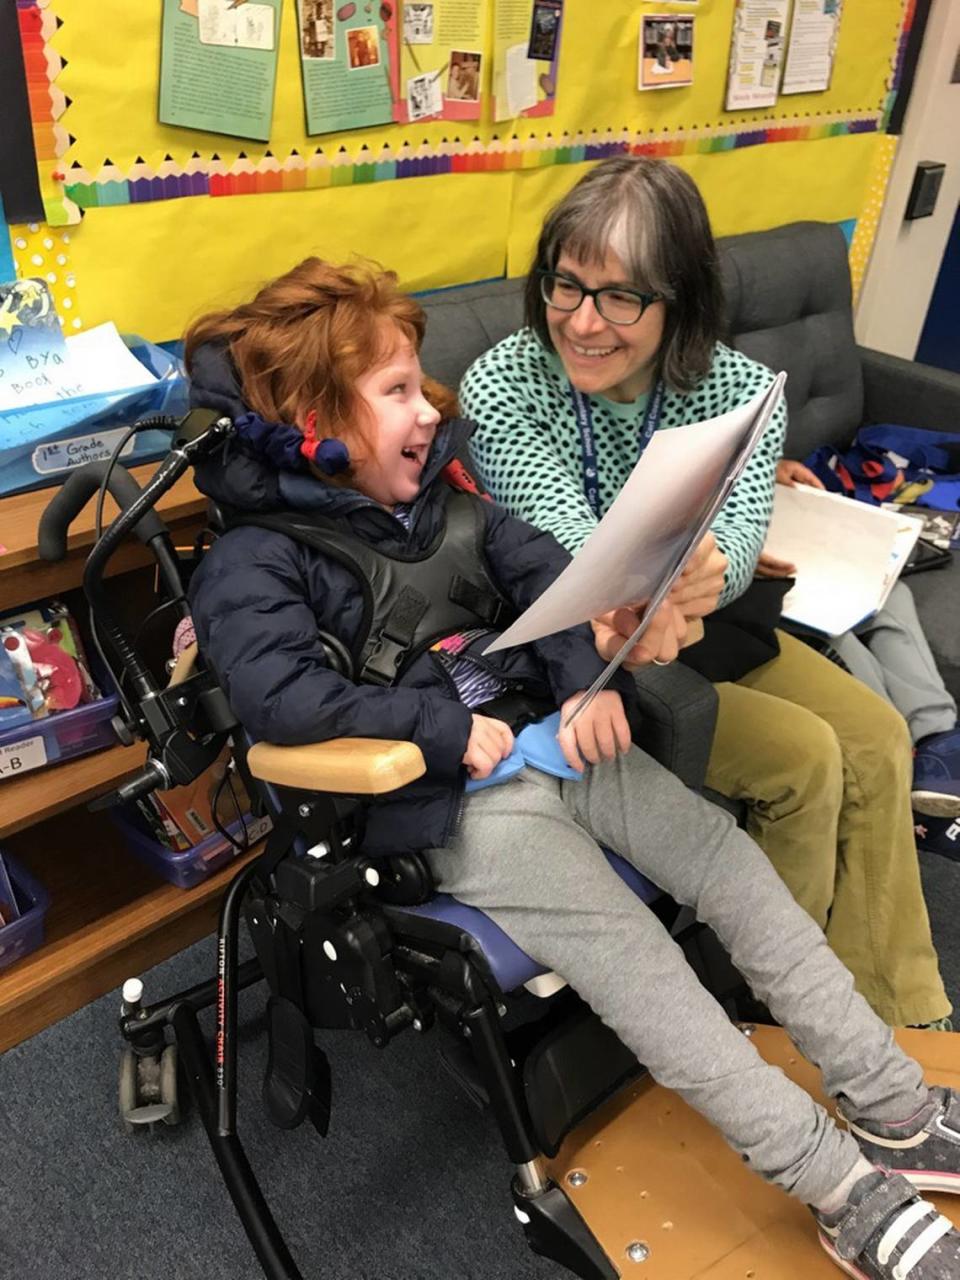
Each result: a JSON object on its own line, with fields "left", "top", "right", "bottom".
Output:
{"left": 858, "top": 346, "right": 960, "bottom": 432}
{"left": 630, "top": 663, "right": 718, "bottom": 790}
{"left": 247, "top": 738, "right": 426, "bottom": 794}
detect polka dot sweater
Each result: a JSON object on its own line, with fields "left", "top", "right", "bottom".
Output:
{"left": 460, "top": 328, "right": 786, "bottom": 607}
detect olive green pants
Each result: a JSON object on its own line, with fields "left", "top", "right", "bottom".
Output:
{"left": 706, "top": 631, "right": 949, "bottom": 1027}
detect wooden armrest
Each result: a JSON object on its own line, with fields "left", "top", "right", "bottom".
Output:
{"left": 246, "top": 737, "right": 426, "bottom": 795}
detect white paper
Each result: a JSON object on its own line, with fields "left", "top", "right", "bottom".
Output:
{"left": 485, "top": 374, "right": 786, "bottom": 718}
{"left": 725, "top": 0, "right": 790, "bottom": 110}
{"left": 781, "top": 0, "right": 842, "bottom": 95}
{"left": 407, "top": 72, "right": 443, "bottom": 121}
{"left": 64, "top": 323, "right": 158, "bottom": 396}
{"left": 505, "top": 42, "right": 538, "bottom": 116}
{"left": 763, "top": 484, "right": 921, "bottom": 635}
{"left": 0, "top": 322, "right": 151, "bottom": 413}
{"left": 198, "top": 0, "right": 275, "bottom": 50}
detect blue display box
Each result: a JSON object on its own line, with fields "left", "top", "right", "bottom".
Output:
{"left": 0, "top": 335, "right": 187, "bottom": 497}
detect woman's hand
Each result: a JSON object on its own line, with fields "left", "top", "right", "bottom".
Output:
{"left": 462, "top": 714, "right": 515, "bottom": 781}
{"left": 667, "top": 531, "right": 728, "bottom": 619}
{"left": 755, "top": 551, "right": 796, "bottom": 579}
{"left": 592, "top": 597, "right": 689, "bottom": 668}
{"left": 776, "top": 459, "right": 824, "bottom": 489}
{"left": 557, "top": 690, "right": 632, "bottom": 772}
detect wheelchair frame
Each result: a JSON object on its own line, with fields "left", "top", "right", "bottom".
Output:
{"left": 43, "top": 410, "right": 693, "bottom": 1280}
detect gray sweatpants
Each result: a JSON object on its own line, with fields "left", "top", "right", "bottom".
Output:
{"left": 426, "top": 746, "right": 930, "bottom": 1206}
{"left": 836, "top": 580, "right": 956, "bottom": 742}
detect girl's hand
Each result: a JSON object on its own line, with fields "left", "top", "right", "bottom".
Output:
{"left": 592, "top": 598, "right": 688, "bottom": 668}
{"left": 776, "top": 459, "right": 824, "bottom": 489}
{"left": 462, "top": 714, "right": 515, "bottom": 781}
{"left": 557, "top": 690, "right": 632, "bottom": 772}
{"left": 667, "top": 531, "right": 728, "bottom": 619}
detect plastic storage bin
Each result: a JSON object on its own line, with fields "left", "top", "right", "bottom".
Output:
{"left": 0, "top": 334, "right": 188, "bottom": 498}
{"left": 0, "top": 690, "right": 120, "bottom": 784}
{"left": 0, "top": 855, "right": 51, "bottom": 973}
{"left": 112, "top": 810, "right": 272, "bottom": 889}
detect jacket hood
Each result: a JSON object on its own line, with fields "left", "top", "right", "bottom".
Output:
{"left": 188, "top": 339, "right": 475, "bottom": 523}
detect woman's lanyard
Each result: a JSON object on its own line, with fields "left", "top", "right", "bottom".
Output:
{"left": 570, "top": 379, "right": 664, "bottom": 518}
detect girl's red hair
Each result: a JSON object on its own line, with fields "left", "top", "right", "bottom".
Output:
{"left": 184, "top": 257, "right": 456, "bottom": 474}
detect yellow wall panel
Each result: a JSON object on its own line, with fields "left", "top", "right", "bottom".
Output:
{"left": 507, "top": 133, "right": 886, "bottom": 278}
{"left": 34, "top": 0, "right": 908, "bottom": 340}
{"left": 65, "top": 174, "right": 512, "bottom": 342}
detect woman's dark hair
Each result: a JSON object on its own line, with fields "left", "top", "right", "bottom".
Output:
{"left": 523, "top": 155, "right": 724, "bottom": 392}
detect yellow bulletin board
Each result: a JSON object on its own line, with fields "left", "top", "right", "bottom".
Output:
{"left": 11, "top": 0, "right": 910, "bottom": 342}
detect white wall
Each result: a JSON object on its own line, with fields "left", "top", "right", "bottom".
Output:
{"left": 855, "top": 0, "right": 960, "bottom": 357}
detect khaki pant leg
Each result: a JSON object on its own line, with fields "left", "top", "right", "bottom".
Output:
{"left": 706, "top": 680, "right": 843, "bottom": 930}
{"left": 731, "top": 631, "right": 949, "bottom": 1027}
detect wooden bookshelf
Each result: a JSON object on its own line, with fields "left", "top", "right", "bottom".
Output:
{"left": 0, "top": 467, "right": 225, "bottom": 1052}
{"left": 0, "top": 807, "right": 262, "bottom": 1052}
{"left": 0, "top": 741, "right": 148, "bottom": 840}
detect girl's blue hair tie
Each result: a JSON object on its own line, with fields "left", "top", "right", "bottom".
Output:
{"left": 233, "top": 410, "right": 351, "bottom": 477}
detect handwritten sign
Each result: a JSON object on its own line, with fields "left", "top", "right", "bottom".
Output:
{"left": 0, "top": 279, "right": 72, "bottom": 413}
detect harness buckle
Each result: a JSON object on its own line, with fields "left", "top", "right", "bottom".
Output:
{"left": 360, "top": 632, "right": 410, "bottom": 687}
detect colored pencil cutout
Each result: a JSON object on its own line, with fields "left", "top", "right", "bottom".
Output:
{"left": 258, "top": 152, "right": 283, "bottom": 193}
{"left": 282, "top": 150, "right": 307, "bottom": 191}
{"left": 183, "top": 153, "right": 211, "bottom": 197}
{"left": 128, "top": 157, "right": 155, "bottom": 203}
{"left": 306, "top": 149, "right": 331, "bottom": 189}
{"left": 66, "top": 161, "right": 98, "bottom": 208}
{"left": 230, "top": 153, "right": 257, "bottom": 195}
{"left": 354, "top": 145, "right": 376, "bottom": 183}
{"left": 331, "top": 147, "right": 354, "bottom": 187}
{"left": 95, "top": 159, "right": 129, "bottom": 206}
{"left": 373, "top": 143, "right": 396, "bottom": 182}
{"left": 208, "top": 155, "right": 229, "bottom": 197}
{"left": 156, "top": 155, "right": 181, "bottom": 200}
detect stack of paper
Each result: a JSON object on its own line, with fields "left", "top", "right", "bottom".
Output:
{"left": 764, "top": 485, "right": 923, "bottom": 635}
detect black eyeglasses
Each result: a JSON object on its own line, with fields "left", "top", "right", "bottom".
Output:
{"left": 538, "top": 270, "right": 664, "bottom": 326}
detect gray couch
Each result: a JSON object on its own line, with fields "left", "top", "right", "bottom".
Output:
{"left": 419, "top": 221, "right": 960, "bottom": 771}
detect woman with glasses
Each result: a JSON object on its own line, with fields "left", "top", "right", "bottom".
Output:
{"left": 460, "top": 154, "right": 950, "bottom": 1032}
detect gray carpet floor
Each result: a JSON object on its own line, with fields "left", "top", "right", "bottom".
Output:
{"left": 1, "top": 848, "right": 959, "bottom": 1280}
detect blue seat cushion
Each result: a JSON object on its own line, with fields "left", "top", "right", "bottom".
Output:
{"left": 395, "top": 849, "right": 662, "bottom": 993}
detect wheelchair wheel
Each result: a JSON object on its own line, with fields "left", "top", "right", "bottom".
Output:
{"left": 118, "top": 1048, "right": 138, "bottom": 1134}
{"left": 160, "top": 1044, "right": 180, "bottom": 1126}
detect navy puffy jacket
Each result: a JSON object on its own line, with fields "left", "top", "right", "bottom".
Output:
{"left": 187, "top": 343, "right": 638, "bottom": 857}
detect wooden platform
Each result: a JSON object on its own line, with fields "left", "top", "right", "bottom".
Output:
{"left": 543, "top": 1025, "right": 960, "bottom": 1278}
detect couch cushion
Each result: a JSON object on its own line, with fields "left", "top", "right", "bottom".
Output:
{"left": 420, "top": 277, "right": 525, "bottom": 391}
{"left": 718, "top": 222, "right": 864, "bottom": 460}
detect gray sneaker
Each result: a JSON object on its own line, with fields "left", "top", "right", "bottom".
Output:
{"left": 816, "top": 1170, "right": 960, "bottom": 1279}
{"left": 842, "top": 1088, "right": 960, "bottom": 1195}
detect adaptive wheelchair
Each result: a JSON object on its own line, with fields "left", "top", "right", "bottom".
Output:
{"left": 41, "top": 409, "right": 956, "bottom": 1280}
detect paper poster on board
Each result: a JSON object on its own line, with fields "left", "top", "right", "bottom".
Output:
{"left": 159, "top": 0, "right": 282, "bottom": 142}
{"left": 396, "top": 0, "right": 490, "bottom": 124}
{"left": 725, "top": 0, "right": 789, "bottom": 111}
{"left": 638, "top": 15, "right": 694, "bottom": 90}
{"left": 492, "top": 0, "right": 562, "bottom": 122}
{"left": 781, "top": 0, "right": 844, "bottom": 95}
{"left": 297, "top": 0, "right": 400, "bottom": 136}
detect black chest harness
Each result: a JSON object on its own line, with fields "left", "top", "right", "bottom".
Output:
{"left": 226, "top": 487, "right": 518, "bottom": 690}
